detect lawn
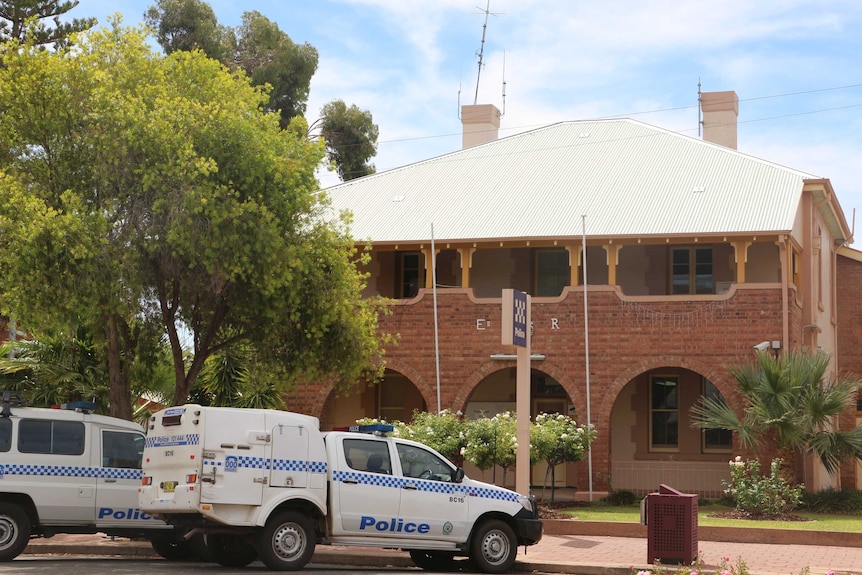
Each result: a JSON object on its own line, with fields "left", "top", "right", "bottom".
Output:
{"left": 559, "top": 504, "right": 862, "bottom": 532}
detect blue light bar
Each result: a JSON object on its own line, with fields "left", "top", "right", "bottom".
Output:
{"left": 333, "top": 423, "right": 394, "bottom": 434}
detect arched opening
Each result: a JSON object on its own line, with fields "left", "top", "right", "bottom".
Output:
{"left": 320, "top": 369, "right": 426, "bottom": 430}
{"left": 463, "top": 367, "right": 582, "bottom": 490}
{"left": 609, "top": 366, "right": 732, "bottom": 497}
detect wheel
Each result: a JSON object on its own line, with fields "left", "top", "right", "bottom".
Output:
{"left": 409, "top": 549, "right": 456, "bottom": 571}
{"left": 189, "top": 533, "right": 216, "bottom": 562}
{"left": 256, "top": 510, "right": 316, "bottom": 571}
{"left": 0, "top": 502, "right": 31, "bottom": 562}
{"left": 149, "top": 532, "right": 192, "bottom": 560}
{"left": 419, "top": 469, "right": 433, "bottom": 479}
{"left": 206, "top": 533, "right": 258, "bottom": 567}
{"left": 470, "top": 519, "right": 517, "bottom": 573}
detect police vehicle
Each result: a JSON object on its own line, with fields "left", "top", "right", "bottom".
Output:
{"left": 139, "top": 404, "right": 543, "bottom": 572}
{"left": 0, "top": 391, "right": 188, "bottom": 561}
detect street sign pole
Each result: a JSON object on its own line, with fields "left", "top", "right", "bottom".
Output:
{"left": 502, "top": 289, "right": 531, "bottom": 496}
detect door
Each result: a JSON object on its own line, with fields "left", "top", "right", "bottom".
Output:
{"left": 96, "top": 429, "right": 156, "bottom": 527}
{"left": 395, "top": 441, "right": 470, "bottom": 543}
{"left": 330, "top": 436, "right": 400, "bottom": 536}
{"left": 269, "top": 422, "right": 309, "bottom": 488}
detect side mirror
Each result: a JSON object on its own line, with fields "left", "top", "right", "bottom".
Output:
{"left": 453, "top": 468, "right": 465, "bottom": 483}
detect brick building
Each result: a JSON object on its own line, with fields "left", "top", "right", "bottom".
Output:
{"left": 286, "top": 91, "right": 860, "bottom": 496}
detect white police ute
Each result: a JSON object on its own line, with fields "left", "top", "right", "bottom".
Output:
{"left": 0, "top": 391, "right": 188, "bottom": 561}
{"left": 140, "top": 405, "right": 543, "bottom": 572}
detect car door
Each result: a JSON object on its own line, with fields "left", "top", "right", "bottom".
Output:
{"left": 330, "top": 436, "right": 401, "bottom": 536}
{"left": 395, "top": 441, "right": 470, "bottom": 543}
{"left": 95, "top": 428, "right": 158, "bottom": 527}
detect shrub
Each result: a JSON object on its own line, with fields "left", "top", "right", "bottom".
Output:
{"left": 604, "top": 490, "right": 639, "bottom": 506}
{"left": 801, "top": 488, "right": 862, "bottom": 514}
{"left": 723, "top": 456, "right": 803, "bottom": 517}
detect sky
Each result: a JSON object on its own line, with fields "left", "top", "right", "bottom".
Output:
{"left": 84, "top": 1, "right": 862, "bottom": 244}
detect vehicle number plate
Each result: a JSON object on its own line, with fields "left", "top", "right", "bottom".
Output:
{"left": 162, "top": 481, "right": 177, "bottom": 493}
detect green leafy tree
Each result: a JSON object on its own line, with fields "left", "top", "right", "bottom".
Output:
{"left": 399, "top": 409, "right": 466, "bottom": 465}
{"left": 144, "top": 0, "right": 231, "bottom": 61}
{"left": 692, "top": 350, "right": 862, "bottom": 479}
{"left": 318, "top": 100, "right": 378, "bottom": 181}
{"left": 464, "top": 412, "right": 518, "bottom": 485}
{"left": 145, "top": 0, "right": 378, "bottom": 182}
{"left": 0, "top": 0, "right": 94, "bottom": 48}
{"left": 0, "top": 20, "right": 387, "bottom": 418}
{"left": 530, "top": 413, "right": 596, "bottom": 502}
{"left": 192, "top": 342, "right": 285, "bottom": 409}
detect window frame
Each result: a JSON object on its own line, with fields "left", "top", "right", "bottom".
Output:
{"left": 534, "top": 248, "right": 569, "bottom": 297}
{"left": 671, "top": 246, "right": 714, "bottom": 295}
{"left": 649, "top": 375, "right": 679, "bottom": 452}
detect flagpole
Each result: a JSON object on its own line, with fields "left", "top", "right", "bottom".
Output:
{"left": 432, "top": 223, "right": 441, "bottom": 413}
{"left": 582, "top": 215, "right": 593, "bottom": 502}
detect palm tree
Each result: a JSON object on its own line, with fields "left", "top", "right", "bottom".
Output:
{"left": 692, "top": 350, "right": 862, "bottom": 478}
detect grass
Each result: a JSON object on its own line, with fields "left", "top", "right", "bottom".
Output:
{"left": 558, "top": 504, "right": 862, "bottom": 532}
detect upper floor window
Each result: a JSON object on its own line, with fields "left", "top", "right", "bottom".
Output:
{"left": 672, "top": 247, "right": 713, "bottom": 294}
{"left": 535, "top": 249, "right": 569, "bottom": 296}
{"left": 397, "top": 252, "right": 423, "bottom": 298}
{"left": 650, "top": 376, "right": 678, "bottom": 451}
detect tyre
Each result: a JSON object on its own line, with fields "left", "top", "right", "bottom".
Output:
{"left": 206, "top": 533, "right": 258, "bottom": 567}
{"left": 0, "top": 502, "right": 31, "bottom": 562}
{"left": 409, "top": 549, "right": 456, "bottom": 571}
{"left": 256, "top": 510, "right": 316, "bottom": 571}
{"left": 470, "top": 519, "right": 517, "bottom": 573}
{"left": 149, "top": 532, "right": 192, "bottom": 561}
{"left": 189, "top": 533, "right": 216, "bottom": 562}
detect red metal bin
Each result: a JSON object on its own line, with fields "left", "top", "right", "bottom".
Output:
{"left": 646, "top": 484, "right": 698, "bottom": 565}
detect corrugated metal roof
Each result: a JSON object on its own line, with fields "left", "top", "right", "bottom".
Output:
{"left": 322, "top": 118, "right": 817, "bottom": 244}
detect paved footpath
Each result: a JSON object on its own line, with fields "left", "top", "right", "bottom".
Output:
{"left": 23, "top": 532, "right": 862, "bottom": 575}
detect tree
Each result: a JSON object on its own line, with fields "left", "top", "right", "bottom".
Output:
{"left": 143, "top": 0, "right": 231, "bottom": 62}
{"left": 530, "top": 413, "right": 596, "bottom": 502}
{"left": 399, "top": 409, "right": 466, "bottom": 465}
{"left": 0, "top": 20, "right": 387, "bottom": 418}
{"left": 318, "top": 100, "right": 378, "bottom": 181}
{"left": 0, "top": 0, "right": 94, "bottom": 48}
{"left": 144, "top": 0, "right": 378, "bottom": 182}
{"left": 692, "top": 350, "right": 862, "bottom": 478}
{"left": 463, "top": 412, "right": 518, "bottom": 485}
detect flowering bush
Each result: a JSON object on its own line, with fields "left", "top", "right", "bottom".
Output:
{"left": 463, "top": 411, "right": 518, "bottom": 477}
{"left": 400, "top": 409, "right": 466, "bottom": 464}
{"left": 723, "top": 456, "right": 803, "bottom": 517}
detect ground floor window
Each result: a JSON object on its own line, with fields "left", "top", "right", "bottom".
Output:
{"left": 650, "top": 375, "right": 678, "bottom": 451}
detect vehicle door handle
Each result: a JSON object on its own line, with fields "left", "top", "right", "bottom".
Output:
{"left": 342, "top": 479, "right": 358, "bottom": 484}
{"left": 402, "top": 483, "right": 418, "bottom": 490}
{"left": 104, "top": 479, "right": 117, "bottom": 483}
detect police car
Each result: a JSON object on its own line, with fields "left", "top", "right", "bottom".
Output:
{"left": 0, "top": 391, "right": 187, "bottom": 561}
{"left": 140, "top": 404, "right": 543, "bottom": 572}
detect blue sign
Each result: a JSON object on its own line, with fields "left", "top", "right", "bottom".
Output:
{"left": 512, "top": 290, "right": 528, "bottom": 347}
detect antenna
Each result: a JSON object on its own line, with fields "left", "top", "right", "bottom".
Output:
{"left": 473, "top": 0, "right": 502, "bottom": 105}
{"left": 501, "top": 50, "right": 507, "bottom": 116}
{"left": 697, "top": 78, "right": 702, "bottom": 137}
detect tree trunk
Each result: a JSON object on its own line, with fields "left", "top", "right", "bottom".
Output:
{"left": 106, "top": 314, "right": 132, "bottom": 420}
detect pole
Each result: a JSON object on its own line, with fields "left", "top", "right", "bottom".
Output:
{"left": 515, "top": 296, "right": 531, "bottom": 496}
{"left": 432, "top": 224, "right": 441, "bottom": 413}
{"left": 582, "top": 215, "right": 593, "bottom": 502}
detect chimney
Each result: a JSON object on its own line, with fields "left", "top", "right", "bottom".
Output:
{"left": 461, "top": 103, "right": 501, "bottom": 148}
{"left": 701, "top": 90, "right": 738, "bottom": 150}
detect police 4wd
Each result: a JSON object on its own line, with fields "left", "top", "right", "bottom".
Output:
{"left": 139, "top": 405, "right": 542, "bottom": 572}
{"left": 0, "top": 392, "right": 189, "bottom": 561}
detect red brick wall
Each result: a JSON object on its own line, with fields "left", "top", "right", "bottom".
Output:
{"left": 836, "top": 254, "right": 862, "bottom": 489}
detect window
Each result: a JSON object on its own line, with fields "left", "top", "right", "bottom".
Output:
{"left": 378, "top": 378, "right": 404, "bottom": 423}
{"left": 536, "top": 249, "right": 569, "bottom": 296}
{"left": 343, "top": 438, "right": 391, "bottom": 475}
{"left": 19, "top": 419, "right": 85, "bottom": 455}
{"left": 397, "top": 252, "right": 423, "bottom": 298}
{"left": 650, "top": 376, "right": 678, "bottom": 450}
{"left": 0, "top": 419, "right": 11, "bottom": 452}
{"left": 102, "top": 430, "right": 145, "bottom": 469}
{"left": 672, "top": 247, "right": 713, "bottom": 294}
{"left": 397, "top": 442, "right": 455, "bottom": 482}
{"left": 702, "top": 379, "right": 732, "bottom": 452}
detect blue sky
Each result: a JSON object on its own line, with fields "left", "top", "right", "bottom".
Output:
{"left": 85, "top": 1, "right": 862, "bottom": 243}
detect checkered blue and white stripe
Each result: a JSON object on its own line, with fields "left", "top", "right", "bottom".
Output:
{"left": 144, "top": 433, "right": 201, "bottom": 449}
{"left": 0, "top": 463, "right": 143, "bottom": 480}
{"left": 332, "top": 469, "right": 519, "bottom": 502}
{"left": 202, "top": 457, "right": 328, "bottom": 474}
